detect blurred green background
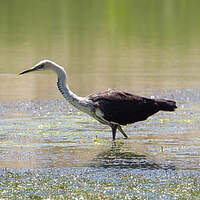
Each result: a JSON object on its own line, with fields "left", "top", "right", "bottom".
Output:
{"left": 0, "top": 0, "right": 200, "bottom": 100}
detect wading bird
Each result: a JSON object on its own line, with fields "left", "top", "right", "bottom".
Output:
{"left": 19, "top": 60, "right": 177, "bottom": 140}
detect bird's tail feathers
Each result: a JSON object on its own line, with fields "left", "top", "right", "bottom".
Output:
{"left": 156, "top": 99, "right": 177, "bottom": 111}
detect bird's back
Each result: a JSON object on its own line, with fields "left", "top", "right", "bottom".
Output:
{"left": 87, "top": 89, "right": 168, "bottom": 125}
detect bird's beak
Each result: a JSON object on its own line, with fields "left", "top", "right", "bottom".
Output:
{"left": 19, "top": 66, "right": 38, "bottom": 75}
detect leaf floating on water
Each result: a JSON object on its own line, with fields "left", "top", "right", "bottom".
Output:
{"left": 72, "top": 132, "right": 81, "bottom": 136}
{"left": 38, "top": 123, "right": 57, "bottom": 129}
{"left": 92, "top": 138, "right": 104, "bottom": 145}
{"left": 160, "top": 119, "right": 170, "bottom": 123}
{"left": 181, "top": 119, "right": 193, "bottom": 123}
{"left": 35, "top": 131, "right": 43, "bottom": 135}
{"left": 38, "top": 124, "right": 48, "bottom": 129}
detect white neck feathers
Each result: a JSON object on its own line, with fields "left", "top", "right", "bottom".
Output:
{"left": 54, "top": 65, "right": 93, "bottom": 115}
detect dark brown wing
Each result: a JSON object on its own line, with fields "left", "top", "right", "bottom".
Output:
{"left": 87, "top": 89, "right": 159, "bottom": 125}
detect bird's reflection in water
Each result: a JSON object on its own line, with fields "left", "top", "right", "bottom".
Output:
{"left": 90, "top": 141, "right": 175, "bottom": 170}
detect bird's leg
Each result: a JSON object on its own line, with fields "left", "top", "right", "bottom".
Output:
{"left": 111, "top": 125, "right": 117, "bottom": 140}
{"left": 117, "top": 125, "right": 128, "bottom": 139}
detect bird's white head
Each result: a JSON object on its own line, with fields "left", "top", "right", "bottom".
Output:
{"left": 19, "top": 59, "right": 67, "bottom": 82}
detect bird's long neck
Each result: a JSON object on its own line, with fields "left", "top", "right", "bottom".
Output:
{"left": 55, "top": 67, "right": 93, "bottom": 114}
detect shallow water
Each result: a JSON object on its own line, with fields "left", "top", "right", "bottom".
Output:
{"left": 1, "top": 88, "right": 200, "bottom": 199}
{"left": 1, "top": 88, "right": 200, "bottom": 171}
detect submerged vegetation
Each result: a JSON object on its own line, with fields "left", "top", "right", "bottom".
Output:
{"left": 0, "top": 168, "right": 200, "bottom": 199}
{"left": 0, "top": 89, "right": 200, "bottom": 198}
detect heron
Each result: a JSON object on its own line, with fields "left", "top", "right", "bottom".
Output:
{"left": 19, "top": 60, "right": 177, "bottom": 140}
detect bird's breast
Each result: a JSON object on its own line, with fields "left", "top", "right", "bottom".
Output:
{"left": 95, "top": 108, "right": 105, "bottom": 119}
